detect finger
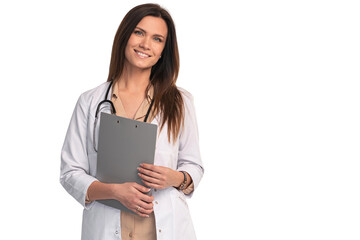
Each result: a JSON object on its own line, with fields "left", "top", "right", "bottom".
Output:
{"left": 139, "top": 163, "right": 162, "bottom": 174}
{"left": 134, "top": 206, "right": 152, "bottom": 218}
{"left": 132, "top": 183, "right": 154, "bottom": 202}
{"left": 133, "top": 182, "right": 151, "bottom": 193}
{"left": 131, "top": 206, "right": 148, "bottom": 216}
{"left": 137, "top": 190, "right": 155, "bottom": 203}
{"left": 138, "top": 167, "right": 162, "bottom": 179}
{"left": 135, "top": 201, "right": 154, "bottom": 216}
{"left": 142, "top": 180, "right": 162, "bottom": 190}
{"left": 138, "top": 172, "right": 161, "bottom": 185}
{"left": 138, "top": 200, "right": 154, "bottom": 211}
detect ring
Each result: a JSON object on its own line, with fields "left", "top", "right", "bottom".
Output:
{"left": 136, "top": 206, "right": 141, "bottom": 212}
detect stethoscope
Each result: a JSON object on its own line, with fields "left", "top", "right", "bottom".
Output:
{"left": 93, "top": 81, "right": 154, "bottom": 152}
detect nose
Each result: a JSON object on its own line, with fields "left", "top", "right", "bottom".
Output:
{"left": 139, "top": 36, "right": 151, "bottom": 50}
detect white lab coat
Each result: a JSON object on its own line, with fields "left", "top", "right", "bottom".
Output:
{"left": 60, "top": 82, "right": 204, "bottom": 240}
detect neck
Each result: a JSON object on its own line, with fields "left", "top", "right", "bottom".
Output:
{"left": 116, "top": 64, "right": 151, "bottom": 93}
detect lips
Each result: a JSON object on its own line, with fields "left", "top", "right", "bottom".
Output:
{"left": 134, "top": 49, "right": 151, "bottom": 58}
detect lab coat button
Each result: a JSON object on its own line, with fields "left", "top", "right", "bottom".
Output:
{"left": 155, "top": 201, "right": 158, "bottom": 204}
{"left": 159, "top": 229, "right": 162, "bottom": 233}
{"left": 115, "top": 231, "right": 118, "bottom": 234}
{"left": 154, "top": 189, "right": 157, "bottom": 192}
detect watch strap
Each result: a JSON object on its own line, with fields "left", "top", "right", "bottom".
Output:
{"left": 178, "top": 171, "right": 187, "bottom": 191}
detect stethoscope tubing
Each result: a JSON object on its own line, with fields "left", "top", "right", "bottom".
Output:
{"left": 93, "top": 81, "right": 116, "bottom": 152}
{"left": 92, "top": 81, "right": 154, "bottom": 152}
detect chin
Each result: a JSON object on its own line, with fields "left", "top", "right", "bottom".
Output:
{"left": 134, "top": 64, "right": 152, "bottom": 71}
{"left": 133, "top": 61, "right": 157, "bottom": 70}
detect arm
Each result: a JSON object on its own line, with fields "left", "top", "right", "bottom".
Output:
{"left": 138, "top": 91, "right": 203, "bottom": 196}
{"left": 137, "top": 164, "right": 193, "bottom": 190}
{"left": 176, "top": 91, "right": 204, "bottom": 197}
{"left": 60, "top": 94, "right": 153, "bottom": 216}
{"left": 86, "top": 181, "right": 154, "bottom": 217}
{"left": 60, "top": 94, "right": 98, "bottom": 209}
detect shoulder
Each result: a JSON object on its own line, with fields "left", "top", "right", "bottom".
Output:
{"left": 178, "top": 87, "right": 194, "bottom": 104}
{"left": 74, "top": 82, "right": 110, "bottom": 113}
{"left": 79, "top": 82, "right": 110, "bottom": 101}
{"left": 177, "top": 87, "right": 197, "bottom": 119}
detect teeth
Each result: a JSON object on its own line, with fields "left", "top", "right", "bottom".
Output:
{"left": 136, "top": 50, "right": 150, "bottom": 57}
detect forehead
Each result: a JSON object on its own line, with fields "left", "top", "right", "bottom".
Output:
{"left": 136, "top": 16, "right": 168, "bottom": 37}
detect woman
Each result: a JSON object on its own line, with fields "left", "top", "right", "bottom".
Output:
{"left": 60, "top": 3, "right": 203, "bottom": 240}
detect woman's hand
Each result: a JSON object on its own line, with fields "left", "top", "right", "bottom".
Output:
{"left": 137, "top": 163, "right": 183, "bottom": 190}
{"left": 111, "top": 182, "right": 154, "bottom": 217}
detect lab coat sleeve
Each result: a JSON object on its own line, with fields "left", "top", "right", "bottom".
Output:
{"left": 177, "top": 91, "right": 204, "bottom": 198}
{"left": 60, "top": 93, "right": 98, "bottom": 209}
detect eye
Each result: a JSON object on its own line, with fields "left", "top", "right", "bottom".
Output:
{"left": 134, "top": 30, "right": 143, "bottom": 36}
{"left": 154, "top": 37, "right": 163, "bottom": 42}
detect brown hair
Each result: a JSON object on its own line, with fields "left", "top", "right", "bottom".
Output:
{"left": 107, "top": 3, "right": 184, "bottom": 142}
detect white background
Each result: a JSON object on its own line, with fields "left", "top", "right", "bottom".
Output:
{"left": 0, "top": 0, "right": 359, "bottom": 239}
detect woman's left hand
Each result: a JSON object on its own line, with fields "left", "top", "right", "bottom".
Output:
{"left": 137, "top": 163, "right": 183, "bottom": 190}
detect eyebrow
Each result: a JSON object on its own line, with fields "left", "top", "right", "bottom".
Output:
{"left": 135, "top": 27, "right": 165, "bottom": 39}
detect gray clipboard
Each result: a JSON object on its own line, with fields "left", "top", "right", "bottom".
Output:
{"left": 95, "top": 112, "right": 157, "bottom": 212}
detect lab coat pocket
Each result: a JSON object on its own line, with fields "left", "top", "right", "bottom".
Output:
{"left": 170, "top": 188, "right": 196, "bottom": 239}
{"left": 171, "top": 189, "right": 189, "bottom": 214}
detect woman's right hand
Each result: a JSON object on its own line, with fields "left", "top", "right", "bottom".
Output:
{"left": 112, "top": 182, "right": 154, "bottom": 217}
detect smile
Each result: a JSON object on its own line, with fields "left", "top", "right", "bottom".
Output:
{"left": 134, "top": 50, "right": 151, "bottom": 58}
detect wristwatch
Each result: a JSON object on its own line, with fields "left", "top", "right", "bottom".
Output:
{"left": 177, "top": 171, "right": 187, "bottom": 191}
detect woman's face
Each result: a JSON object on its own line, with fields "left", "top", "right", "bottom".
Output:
{"left": 124, "top": 16, "right": 168, "bottom": 71}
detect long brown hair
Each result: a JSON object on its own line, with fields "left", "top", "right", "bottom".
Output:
{"left": 107, "top": 3, "right": 184, "bottom": 142}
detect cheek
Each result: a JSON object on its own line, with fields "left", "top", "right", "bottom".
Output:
{"left": 152, "top": 43, "right": 165, "bottom": 56}
{"left": 127, "top": 35, "right": 137, "bottom": 46}
{"left": 124, "top": 42, "right": 133, "bottom": 56}
{"left": 124, "top": 48, "right": 132, "bottom": 62}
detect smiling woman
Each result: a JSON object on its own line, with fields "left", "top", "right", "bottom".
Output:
{"left": 60, "top": 3, "right": 203, "bottom": 240}
{"left": 124, "top": 16, "right": 167, "bottom": 70}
